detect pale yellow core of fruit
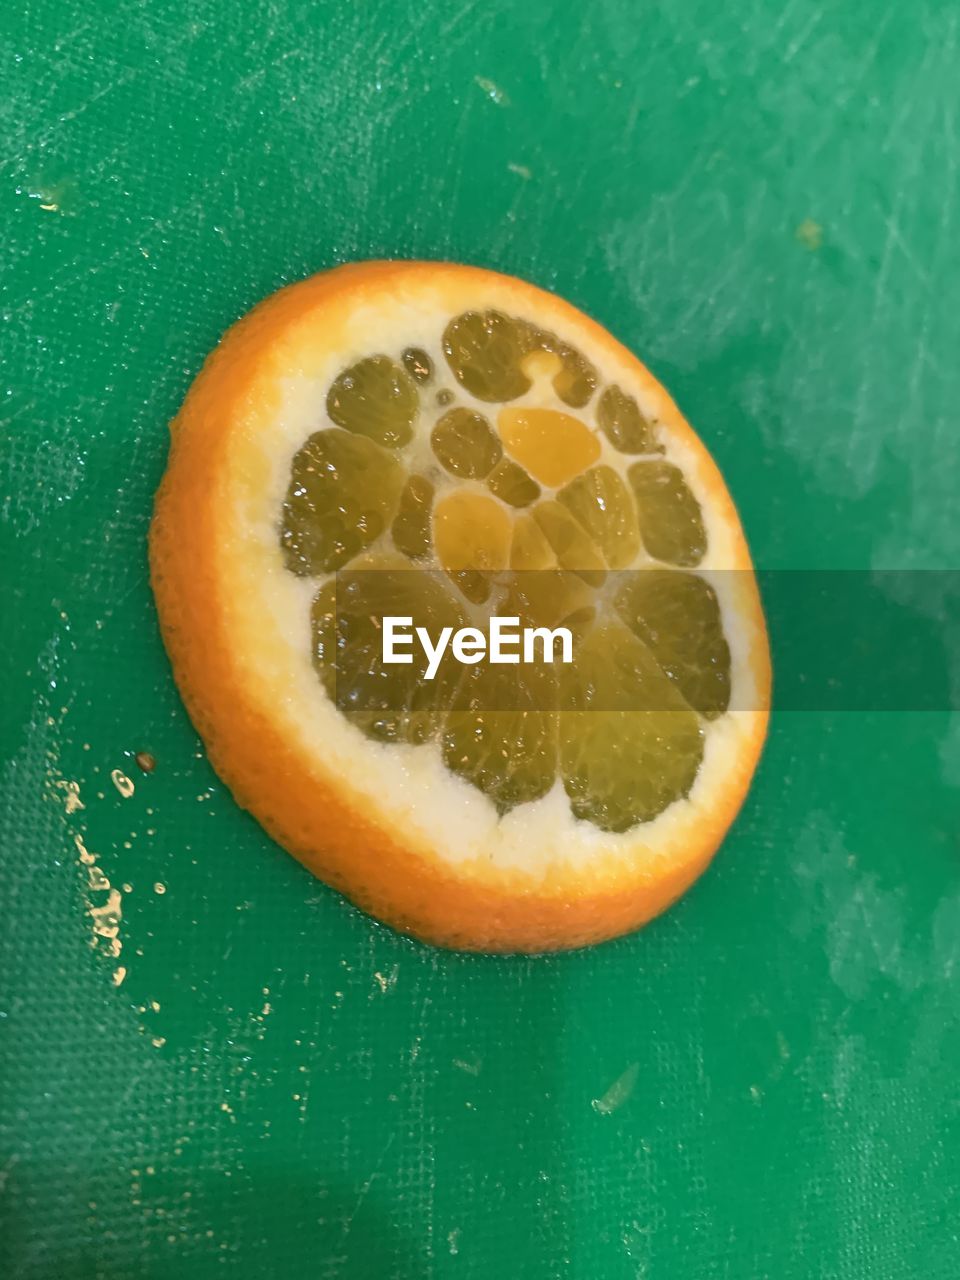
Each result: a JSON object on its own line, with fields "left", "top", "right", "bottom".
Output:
{"left": 279, "top": 311, "right": 728, "bottom": 833}
{"left": 520, "top": 349, "right": 564, "bottom": 385}
{"left": 498, "top": 407, "right": 602, "bottom": 487}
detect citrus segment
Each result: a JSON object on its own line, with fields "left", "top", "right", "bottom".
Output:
{"left": 487, "top": 458, "right": 540, "bottom": 508}
{"left": 401, "top": 347, "right": 433, "bottom": 384}
{"left": 549, "top": 343, "right": 597, "bottom": 409}
{"left": 312, "top": 562, "right": 463, "bottom": 745}
{"left": 442, "top": 311, "right": 597, "bottom": 410}
{"left": 498, "top": 407, "right": 601, "bottom": 487}
{"left": 443, "top": 310, "right": 533, "bottom": 402}
{"left": 628, "top": 460, "right": 707, "bottom": 566}
{"left": 510, "top": 515, "right": 556, "bottom": 571}
{"left": 327, "top": 355, "right": 418, "bottom": 448}
{"left": 557, "top": 466, "right": 640, "bottom": 569}
{"left": 281, "top": 429, "right": 405, "bottom": 574}
{"left": 442, "top": 663, "right": 558, "bottom": 814}
{"left": 431, "top": 408, "right": 502, "bottom": 479}
{"left": 433, "top": 490, "right": 512, "bottom": 604}
{"left": 503, "top": 569, "right": 594, "bottom": 631}
{"left": 559, "top": 621, "right": 704, "bottom": 831}
{"left": 391, "top": 474, "right": 434, "bottom": 561}
{"left": 530, "top": 501, "right": 607, "bottom": 586}
{"left": 597, "top": 385, "right": 660, "bottom": 454}
{"left": 614, "top": 570, "right": 730, "bottom": 719}
{"left": 433, "top": 491, "right": 512, "bottom": 572}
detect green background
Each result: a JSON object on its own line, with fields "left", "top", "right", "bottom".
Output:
{"left": 2, "top": 1, "right": 959, "bottom": 1276}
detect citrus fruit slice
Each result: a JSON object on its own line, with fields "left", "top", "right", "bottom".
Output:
{"left": 150, "top": 261, "right": 769, "bottom": 952}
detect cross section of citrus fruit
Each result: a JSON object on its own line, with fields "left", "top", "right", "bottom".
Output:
{"left": 150, "top": 261, "right": 770, "bottom": 952}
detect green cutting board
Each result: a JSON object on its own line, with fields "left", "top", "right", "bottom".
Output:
{"left": 3, "top": 2, "right": 959, "bottom": 1276}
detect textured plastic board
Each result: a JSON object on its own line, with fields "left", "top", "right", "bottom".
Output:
{"left": 2, "top": 1, "right": 959, "bottom": 1277}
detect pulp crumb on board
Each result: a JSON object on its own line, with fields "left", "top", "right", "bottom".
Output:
{"left": 795, "top": 217, "right": 824, "bottom": 250}
{"left": 111, "top": 768, "right": 135, "bottom": 798}
{"left": 55, "top": 778, "right": 85, "bottom": 813}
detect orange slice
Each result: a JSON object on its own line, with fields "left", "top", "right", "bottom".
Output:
{"left": 150, "top": 261, "right": 770, "bottom": 952}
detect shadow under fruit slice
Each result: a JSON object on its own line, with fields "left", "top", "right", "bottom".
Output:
{"left": 559, "top": 620, "right": 703, "bottom": 831}
{"left": 281, "top": 428, "right": 405, "bottom": 574}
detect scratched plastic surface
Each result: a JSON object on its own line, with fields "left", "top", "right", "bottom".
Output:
{"left": 2, "top": 2, "right": 960, "bottom": 1277}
